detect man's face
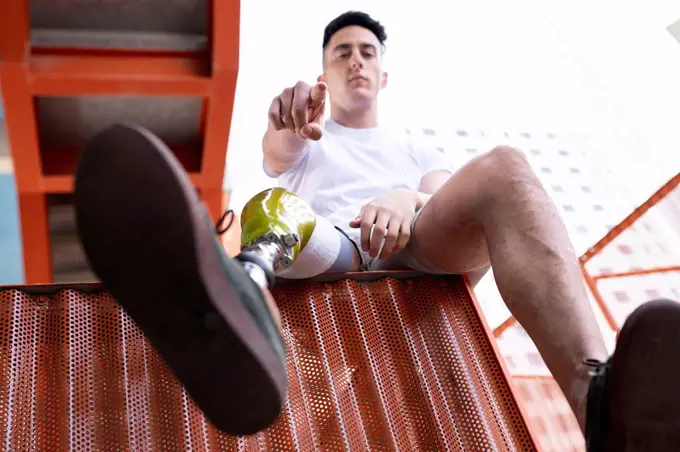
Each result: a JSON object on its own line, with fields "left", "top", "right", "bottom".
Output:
{"left": 322, "top": 25, "right": 387, "bottom": 111}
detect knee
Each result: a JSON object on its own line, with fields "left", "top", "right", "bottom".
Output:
{"left": 474, "top": 145, "right": 539, "bottom": 196}
{"left": 482, "top": 145, "right": 531, "bottom": 171}
{"left": 475, "top": 146, "right": 543, "bottom": 207}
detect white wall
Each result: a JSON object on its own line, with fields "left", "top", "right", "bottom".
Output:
{"left": 226, "top": 0, "right": 680, "bottom": 213}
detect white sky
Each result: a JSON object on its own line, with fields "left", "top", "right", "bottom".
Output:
{"left": 226, "top": 0, "right": 680, "bottom": 212}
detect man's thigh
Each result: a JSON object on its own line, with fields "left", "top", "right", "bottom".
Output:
{"left": 372, "top": 207, "right": 490, "bottom": 282}
{"left": 406, "top": 159, "right": 493, "bottom": 275}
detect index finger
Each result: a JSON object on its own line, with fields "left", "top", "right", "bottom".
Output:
{"left": 309, "top": 82, "right": 327, "bottom": 107}
{"left": 292, "top": 83, "right": 311, "bottom": 132}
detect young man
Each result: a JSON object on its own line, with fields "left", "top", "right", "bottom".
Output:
{"left": 75, "top": 11, "right": 680, "bottom": 450}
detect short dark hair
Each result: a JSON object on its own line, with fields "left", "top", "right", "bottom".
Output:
{"left": 322, "top": 11, "right": 387, "bottom": 52}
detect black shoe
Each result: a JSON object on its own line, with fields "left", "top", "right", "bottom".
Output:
{"left": 74, "top": 123, "right": 287, "bottom": 435}
{"left": 585, "top": 298, "right": 680, "bottom": 451}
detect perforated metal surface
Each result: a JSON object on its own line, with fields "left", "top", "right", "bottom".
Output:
{"left": 0, "top": 275, "right": 536, "bottom": 450}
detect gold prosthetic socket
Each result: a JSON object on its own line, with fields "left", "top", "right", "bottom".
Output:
{"left": 236, "top": 188, "right": 316, "bottom": 287}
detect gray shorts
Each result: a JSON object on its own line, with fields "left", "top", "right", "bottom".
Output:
{"left": 335, "top": 208, "right": 449, "bottom": 275}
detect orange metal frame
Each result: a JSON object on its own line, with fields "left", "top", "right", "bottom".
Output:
{"left": 494, "top": 172, "right": 680, "bottom": 337}
{"left": 0, "top": 1, "right": 239, "bottom": 283}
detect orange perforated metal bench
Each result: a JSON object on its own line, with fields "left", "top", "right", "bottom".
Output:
{"left": 0, "top": 272, "right": 539, "bottom": 450}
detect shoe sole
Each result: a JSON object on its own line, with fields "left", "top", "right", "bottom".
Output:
{"left": 607, "top": 299, "right": 680, "bottom": 451}
{"left": 74, "top": 124, "right": 286, "bottom": 435}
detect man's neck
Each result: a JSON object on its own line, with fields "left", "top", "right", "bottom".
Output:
{"left": 330, "top": 103, "right": 378, "bottom": 129}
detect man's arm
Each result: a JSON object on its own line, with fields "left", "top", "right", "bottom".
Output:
{"left": 262, "top": 126, "right": 308, "bottom": 176}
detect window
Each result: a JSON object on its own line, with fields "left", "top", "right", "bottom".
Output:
{"left": 614, "top": 291, "right": 630, "bottom": 303}
{"left": 582, "top": 185, "right": 592, "bottom": 193}
{"left": 646, "top": 289, "right": 660, "bottom": 298}
{"left": 643, "top": 244, "right": 652, "bottom": 254}
{"left": 569, "top": 167, "right": 581, "bottom": 174}
{"left": 530, "top": 149, "right": 541, "bottom": 156}
{"left": 576, "top": 225, "right": 588, "bottom": 233}
{"left": 532, "top": 418, "right": 548, "bottom": 436}
{"left": 436, "top": 147, "right": 445, "bottom": 153}
{"left": 658, "top": 243, "right": 668, "bottom": 253}
{"left": 558, "top": 149, "right": 569, "bottom": 156}
{"left": 505, "top": 356, "right": 516, "bottom": 369}
{"left": 547, "top": 133, "right": 558, "bottom": 139}
{"left": 551, "top": 185, "right": 563, "bottom": 192}
{"left": 526, "top": 352, "right": 544, "bottom": 366}
{"left": 618, "top": 244, "right": 633, "bottom": 255}
{"left": 423, "top": 128, "right": 436, "bottom": 136}
{"left": 556, "top": 414, "right": 572, "bottom": 434}
{"left": 563, "top": 205, "right": 575, "bottom": 212}
{"left": 456, "top": 129, "right": 468, "bottom": 137}
{"left": 405, "top": 128, "right": 411, "bottom": 135}
{"left": 541, "top": 167, "right": 552, "bottom": 174}
{"left": 517, "top": 383, "right": 533, "bottom": 402}
{"left": 520, "top": 132, "right": 531, "bottom": 138}
{"left": 593, "top": 204, "right": 603, "bottom": 211}
{"left": 599, "top": 267, "right": 612, "bottom": 275}
{"left": 465, "top": 148, "right": 478, "bottom": 154}
{"left": 644, "top": 222, "right": 654, "bottom": 232}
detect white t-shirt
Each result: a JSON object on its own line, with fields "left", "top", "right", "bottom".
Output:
{"left": 264, "top": 119, "right": 454, "bottom": 242}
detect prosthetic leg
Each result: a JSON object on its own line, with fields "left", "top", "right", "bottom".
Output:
{"left": 235, "top": 187, "right": 317, "bottom": 289}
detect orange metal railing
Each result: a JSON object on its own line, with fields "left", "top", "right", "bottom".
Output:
{"left": 494, "top": 172, "right": 680, "bottom": 337}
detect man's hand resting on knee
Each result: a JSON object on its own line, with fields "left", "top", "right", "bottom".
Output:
{"left": 350, "top": 189, "right": 423, "bottom": 260}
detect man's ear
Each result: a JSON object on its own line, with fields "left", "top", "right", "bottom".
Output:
{"left": 380, "top": 71, "right": 388, "bottom": 89}
{"left": 318, "top": 74, "right": 327, "bottom": 83}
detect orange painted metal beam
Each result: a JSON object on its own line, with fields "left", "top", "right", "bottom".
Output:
{"left": 0, "top": 0, "right": 30, "bottom": 62}
{"left": 581, "top": 265, "right": 619, "bottom": 332}
{"left": 29, "top": 54, "right": 211, "bottom": 95}
{"left": 17, "top": 193, "right": 53, "bottom": 284}
{"left": 0, "top": 66, "right": 42, "bottom": 193}
{"left": 40, "top": 144, "right": 203, "bottom": 193}
{"left": 41, "top": 145, "right": 203, "bottom": 176}
{"left": 580, "top": 172, "right": 680, "bottom": 264}
{"left": 42, "top": 174, "right": 203, "bottom": 194}
{"left": 578, "top": 172, "right": 680, "bottom": 333}
{"left": 593, "top": 265, "right": 680, "bottom": 281}
{"left": 200, "top": 188, "right": 227, "bottom": 230}
{"left": 0, "top": 0, "right": 40, "bottom": 193}
{"left": 200, "top": 1, "right": 240, "bottom": 194}
{"left": 493, "top": 315, "right": 518, "bottom": 338}
{"left": 0, "top": 0, "right": 54, "bottom": 283}
{"left": 221, "top": 192, "right": 242, "bottom": 257}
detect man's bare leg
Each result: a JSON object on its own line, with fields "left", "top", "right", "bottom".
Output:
{"left": 412, "top": 146, "right": 607, "bottom": 430}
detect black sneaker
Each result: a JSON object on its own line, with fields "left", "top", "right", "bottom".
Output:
{"left": 74, "top": 124, "right": 287, "bottom": 435}
{"left": 585, "top": 298, "right": 680, "bottom": 451}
